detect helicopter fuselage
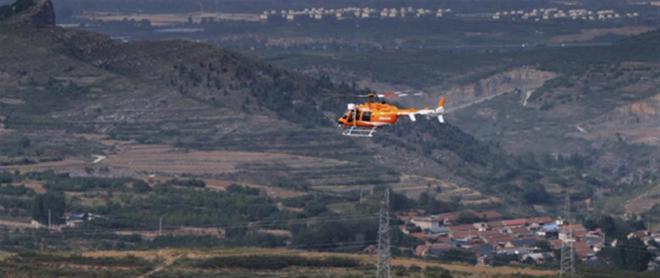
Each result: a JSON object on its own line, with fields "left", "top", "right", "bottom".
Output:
{"left": 337, "top": 101, "right": 418, "bottom": 128}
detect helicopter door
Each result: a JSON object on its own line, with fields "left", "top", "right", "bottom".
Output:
{"left": 362, "top": 111, "right": 371, "bottom": 122}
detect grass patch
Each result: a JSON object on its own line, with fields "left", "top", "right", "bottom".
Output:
{"left": 13, "top": 251, "right": 155, "bottom": 268}
{"left": 0, "top": 252, "right": 11, "bottom": 262}
{"left": 0, "top": 251, "right": 155, "bottom": 277}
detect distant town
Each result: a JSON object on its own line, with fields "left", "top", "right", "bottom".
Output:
{"left": 76, "top": 6, "right": 643, "bottom": 27}
{"left": 260, "top": 6, "right": 639, "bottom": 23}
{"left": 490, "top": 8, "right": 639, "bottom": 22}
{"left": 259, "top": 7, "right": 453, "bottom": 22}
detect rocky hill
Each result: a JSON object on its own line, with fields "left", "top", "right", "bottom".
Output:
{"left": 452, "top": 31, "right": 660, "bottom": 176}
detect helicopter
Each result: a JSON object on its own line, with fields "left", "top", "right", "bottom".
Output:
{"left": 337, "top": 91, "right": 447, "bottom": 137}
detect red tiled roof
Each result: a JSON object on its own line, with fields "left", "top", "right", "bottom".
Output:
{"left": 434, "top": 212, "right": 462, "bottom": 223}
{"left": 528, "top": 216, "right": 553, "bottom": 224}
{"left": 550, "top": 239, "right": 563, "bottom": 250}
{"left": 429, "top": 242, "right": 453, "bottom": 251}
{"left": 482, "top": 234, "right": 514, "bottom": 245}
{"left": 511, "top": 226, "right": 532, "bottom": 235}
{"left": 449, "top": 224, "right": 477, "bottom": 232}
{"left": 478, "top": 230, "right": 501, "bottom": 237}
{"left": 410, "top": 232, "right": 431, "bottom": 241}
{"left": 502, "top": 218, "right": 527, "bottom": 226}
{"left": 574, "top": 240, "right": 592, "bottom": 258}
{"left": 452, "top": 231, "right": 478, "bottom": 240}
{"left": 487, "top": 220, "right": 505, "bottom": 228}
{"left": 562, "top": 224, "right": 588, "bottom": 239}
{"left": 563, "top": 223, "right": 586, "bottom": 232}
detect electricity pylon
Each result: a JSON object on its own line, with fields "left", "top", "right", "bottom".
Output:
{"left": 376, "top": 188, "right": 391, "bottom": 278}
{"left": 560, "top": 193, "right": 576, "bottom": 277}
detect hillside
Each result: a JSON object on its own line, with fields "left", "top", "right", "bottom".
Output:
{"left": 450, "top": 30, "right": 660, "bottom": 213}
{"left": 260, "top": 24, "right": 660, "bottom": 215}
{"left": 0, "top": 0, "right": 522, "bottom": 209}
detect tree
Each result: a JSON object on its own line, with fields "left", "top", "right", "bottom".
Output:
{"left": 600, "top": 237, "right": 652, "bottom": 272}
{"left": 534, "top": 240, "right": 552, "bottom": 252}
{"left": 418, "top": 192, "right": 452, "bottom": 214}
{"left": 438, "top": 248, "right": 477, "bottom": 264}
{"left": 20, "top": 136, "right": 31, "bottom": 149}
{"left": 597, "top": 216, "right": 617, "bottom": 236}
{"left": 31, "top": 192, "right": 66, "bottom": 225}
{"left": 454, "top": 212, "right": 485, "bottom": 224}
{"left": 522, "top": 184, "right": 550, "bottom": 204}
{"left": 390, "top": 191, "right": 416, "bottom": 211}
{"left": 132, "top": 180, "right": 151, "bottom": 193}
{"left": 585, "top": 215, "right": 642, "bottom": 240}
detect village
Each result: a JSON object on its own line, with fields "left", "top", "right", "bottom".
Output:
{"left": 15, "top": 201, "right": 660, "bottom": 271}
{"left": 259, "top": 7, "right": 452, "bottom": 22}
{"left": 396, "top": 209, "right": 660, "bottom": 270}
{"left": 491, "top": 7, "right": 639, "bottom": 22}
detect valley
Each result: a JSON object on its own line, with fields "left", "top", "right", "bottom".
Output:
{"left": 0, "top": 0, "right": 659, "bottom": 276}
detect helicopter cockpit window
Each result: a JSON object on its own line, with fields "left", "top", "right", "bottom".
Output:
{"left": 350, "top": 110, "right": 360, "bottom": 122}
{"left": 362, "top": 111, "right": 372, "bottom": 122}
{"left": 347, "top": 110, "right": 355, "bottom": 122}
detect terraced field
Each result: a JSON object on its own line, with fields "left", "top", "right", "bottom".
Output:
{"left": 0, "top": 132, "right": 402, "bottom": 192}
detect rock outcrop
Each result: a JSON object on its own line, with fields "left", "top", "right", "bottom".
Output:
{"left": 425, "top": 67, "right": 558, "bottom": 112}
{"left": 0, "top": 0, "right": 55, "bottom": 27}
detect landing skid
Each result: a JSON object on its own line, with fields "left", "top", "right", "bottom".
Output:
{"left": 342, "top": 126, "right": 377, "bottom": 137}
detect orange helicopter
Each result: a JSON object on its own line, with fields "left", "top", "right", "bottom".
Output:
{"left": 337, "top": 91, "right": 447, "bottom": 137}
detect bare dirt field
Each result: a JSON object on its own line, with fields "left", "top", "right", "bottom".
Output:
{"left": 0, "top": 136, "right": 335, "bottom": 198}
{"left": 0, "top": 219, "right": 34, "bottom": 229}
{"left": 396, "top": 175, "right": 500, "bottom": 206}
{"left": 0, "top": 141, "right": 347, "bottom": 177}
{"left": 624, "top": 184, "right": 660, "bottom": 215}
{"left": 20, "top": 180, "right": 46, "bottom": 193}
